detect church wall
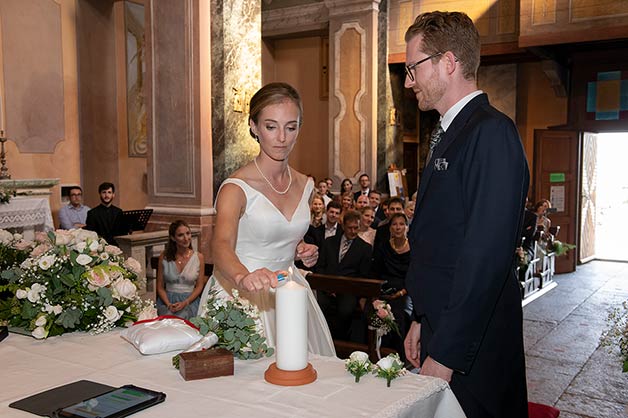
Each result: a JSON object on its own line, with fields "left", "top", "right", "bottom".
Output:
{"left": 0, "top": 0, "right": 80, "bottom": 225}
{"left": 515, "top": 61, "right": 568, "bottom": 174}
{"left": 262, "top": 36, "right": 330, "bottom": 183}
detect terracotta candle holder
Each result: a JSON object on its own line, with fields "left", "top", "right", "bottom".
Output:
{"left": 264, "top": 362, "right": 317, "bottom": 386}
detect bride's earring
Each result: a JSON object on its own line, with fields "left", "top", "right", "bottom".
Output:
{"left": 255, "top": 134, "right": 260, "bottom": 143}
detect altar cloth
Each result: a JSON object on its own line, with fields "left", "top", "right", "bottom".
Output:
{"left": 1, "top": 330, "right": 466, "bottom": 418}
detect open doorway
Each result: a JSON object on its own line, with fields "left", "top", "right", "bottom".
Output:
{"left": 594, "top": 132, "right": 628, "bottom": 262}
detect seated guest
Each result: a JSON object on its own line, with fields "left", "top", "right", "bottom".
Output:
{"left": 357, "top": 206, "right": 376, "bottom": 246}
{"left": 376, "top": 197, "right": 390, "bottom": 227}
{"left": 355, "top": 194, "right": 370, "bottom": 210}
{"left": 304, "top": 200, "right": 343, "bottom": 250}
{"left": 324, "top": 177, "right": 334, "bottom": 199}
{"left": 369, "top": 190, "right": 385, "bottom": 225}
{"left": 370, "top": 213, "right": 411, "bottom": 359}
{"left": 340, "top": 178, "right": 353, "bottom": 195}
{"left": 157, "top": 220, "right": 207, "bottom": 320}
{"left": 521, "top": 199, "right": 538, "bottom": 255}
{"left": 373, "top": 196, "right": 405, "bottom": 251}
{"left": 58, "top": 186, "right": 90, "bottom": 230}
{"left": 339, "top": 192, "right": 354, "bottom": 224}
{"left": 534, "top": 199, "right": 552, "bottom": 232}
{"left": 310, "top": 194, "right": 326, "bottom": 227}
{"left": 404, "top": 200, "right": 416, "bottom": 225}
{"left": 316, "top": 210, "right": 372, "bottom": 341}
{"left": 353, "top": 173, "right": 371, "bottom": 201}
{"left": 317, "top": 179, "right": 332, "bottom": 207}
{"left": 85, "top": 182, "right": 127, "bottom": 245}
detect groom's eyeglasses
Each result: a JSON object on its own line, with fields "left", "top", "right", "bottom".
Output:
{"left": 405, "top": 52, "right": 442, "bottom": 82}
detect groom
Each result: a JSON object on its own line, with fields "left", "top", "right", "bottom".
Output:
{"left": 402, "top": 11, "right": 529, "bottom": 418}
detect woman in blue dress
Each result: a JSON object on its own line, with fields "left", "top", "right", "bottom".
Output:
{"left": 156, "top": 220, "right": 207, "bottom": 319}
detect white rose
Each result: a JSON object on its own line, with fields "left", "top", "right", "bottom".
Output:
{"left": 38, "top": 255, "right": 56, "bottom": 270}
{"left": 349, "top": 351, "right": 370, "bottom": 365}
{"left": 54, "top": 230, "right": 73, "bottom": 245}
{"left": 44, "top": 303, "right": 54, "bottom": 313}
{"left": 13, "top": 233, "right": 22, "bottom": 241}
{"left": 103, "top": 305, "right": 121, "bottom": 322}
{"left": 123, "top": 258, "right": 143, "bottom": 275}
{"left": 76, "top": 254, "right": 93, "bottom": 266}
{"left": 16, "top": 289, "right": 28, "bottom": 299}
{"left": 27, "top": 289, "right": 41, "bottom": 303}
{"left": 72, "top": 229, "right": 98, "bottom": 243}
{"left": 112, "top": 278, "right": 137, "bottom": 300}
{"left": 74, "top": 241, "right": 87, "bottom": 252}
{"left": 35, "top": 315, "right": 47, "bottom": 327}
{"left": 137, "top": 305, "right": 158, "bottom": 321}
{"left": 376, "top": 356, "right": 395, "bottom": 371}
{"left": 89, "top": 240, "right": 100, "bottom": 252}
{"left": 31, "top": 283, "right": 45, "bottom": 293}
{"left": 0, "top": 229, "right": 13, "bottom": 244}
{"left": 52, "top": 305, "right": 63, "bottom": 315}
{"left": 32, "top": 326, "right": 48, "bottom": 339}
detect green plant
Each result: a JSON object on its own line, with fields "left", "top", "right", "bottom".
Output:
{"left": 600, "top": 300, "right": 628, "bottom": 373}
{"left": 178, "top": 281, "right": 273, "bottom": 361}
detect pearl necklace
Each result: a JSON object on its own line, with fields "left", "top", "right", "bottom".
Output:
{"left": 254, "top": 157, "right": 292, "bottom": 195}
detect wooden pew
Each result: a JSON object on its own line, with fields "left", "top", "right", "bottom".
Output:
{"left": 305, "top": 272, "right": 388, "bottom": 362}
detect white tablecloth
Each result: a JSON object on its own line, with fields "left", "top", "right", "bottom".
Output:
{"left": 1, "top": 331, "right": 466, "bottom": 418}
{"left": 0, "top": 196, "right": 54, "bottom": 231}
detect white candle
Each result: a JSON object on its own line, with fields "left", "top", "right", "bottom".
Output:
{"left": 275, "top": 273, "right": 308, "bottom": 371}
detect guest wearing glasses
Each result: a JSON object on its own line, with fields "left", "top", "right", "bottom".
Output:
{"left": 58, "top": 186, "right": 90, "bottom": 230}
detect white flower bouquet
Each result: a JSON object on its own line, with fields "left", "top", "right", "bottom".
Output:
{"left": 0, "top": 229, "right": 155, "bottom": 338}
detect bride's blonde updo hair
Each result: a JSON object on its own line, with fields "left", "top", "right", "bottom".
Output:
{"left": 249, "top": 82, "right": 304, "bottom": 140}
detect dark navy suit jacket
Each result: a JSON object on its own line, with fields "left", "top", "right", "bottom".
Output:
{"left": 406, "top": 94, "right": 529, "bottom": 418}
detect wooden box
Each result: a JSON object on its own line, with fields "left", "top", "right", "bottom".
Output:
{"left": 179, "top": 348, "right": 234, "bottom": 381}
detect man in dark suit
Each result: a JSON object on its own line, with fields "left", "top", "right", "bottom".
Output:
{"left": 86, "top": 182, "right": 127, "bottom": 246}
{"left": 353, "top": 173, "right": 371, "bottom": 201}
{"left": 403, "top": 12, "right": 529, "bottom": 418}
{"left": 316, "top": 210, "right": 372, "bottom": 340}
{"left": 304, "top": 200, "right": 343, "bottom": 251}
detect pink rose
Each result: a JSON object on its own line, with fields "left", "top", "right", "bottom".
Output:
{"left": 86, "top": 269, "right": 111, "bottom": 288}
{"left": 30, "top": 243, "right": 51, "bottom": 258}
{"left": 372, "top": 300, "right": 385, "bottom": 310}
{"left": 14, "top": 239, "right": 33, "bottom": 251}
{"left": 34, "top": 231, "right": 49, "bottom": 243}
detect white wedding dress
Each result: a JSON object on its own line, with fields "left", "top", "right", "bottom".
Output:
{"left": 198, "top": 178, "right": 336, "bottom": 357}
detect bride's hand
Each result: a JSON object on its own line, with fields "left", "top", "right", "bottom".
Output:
{"left": 237, "top": 268, "right": 279, "bottom": 292}
{"left": 296, "top": 242, "right": 318, "bottom": 268}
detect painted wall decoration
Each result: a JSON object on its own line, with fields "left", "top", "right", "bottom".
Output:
{"left": 586, "top": 71, "right": 628, "bottom": 121}
{"left": 125, "top": 1, "right": 147, "bottom": 157}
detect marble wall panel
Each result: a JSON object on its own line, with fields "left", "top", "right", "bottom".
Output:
{"left": 150, "top": 0, "right": 195, "bottom": 197}
{"left": 1, "top": 0, "right": 65, "bottom": 153}
{"left": 211, "top": 0, "right": 261, "bottom": 194}
{"left": 336, "top": 25, "right": 363, "bottom": 178}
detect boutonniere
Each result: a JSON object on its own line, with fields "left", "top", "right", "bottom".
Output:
{"left": 373, "top": 353, "right": 407, "bottom": 387}
{"left": 345, "top": 351, "right": 373, "bottom": 382}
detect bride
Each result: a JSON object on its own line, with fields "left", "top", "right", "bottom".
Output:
{"left": 198, "top": 82, "right": 335, "bottom": 357}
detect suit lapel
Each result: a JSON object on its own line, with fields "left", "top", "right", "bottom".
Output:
{"left": 415, "top": 94, "right": 489, "bottom": 209}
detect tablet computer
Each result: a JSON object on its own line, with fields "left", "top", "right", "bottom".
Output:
{"left": 52, "top": 384, "right": 165, "bottom": 418}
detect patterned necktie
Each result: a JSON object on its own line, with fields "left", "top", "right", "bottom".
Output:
{"left": 430, "top": 121, "right": 444, "bottom": 151}
{"left": 426, "top": 121, "right": 444, "bottom": 163}
{"left": 339, "top": 239, "right": 353, "bottom": 262}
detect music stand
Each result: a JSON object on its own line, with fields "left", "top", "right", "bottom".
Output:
{"left": 122, "top": 209, "right": 153, "bottom": 233}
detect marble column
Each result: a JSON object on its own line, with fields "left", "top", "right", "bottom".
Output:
{"left": 210, "top": 0, "right": 261, "bottom": 194}
{"left": 326, "top": 0, "right": 380, "bottom": 188}
{"left": 145, "top": 0, "right": 214, "bottom": 258}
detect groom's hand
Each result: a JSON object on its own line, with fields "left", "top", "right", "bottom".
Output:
{"left": 238, "top": 268, "right": 279, "bottom": 292}
{"left": 296, "top": 242, "right": 318, "bottom": 267}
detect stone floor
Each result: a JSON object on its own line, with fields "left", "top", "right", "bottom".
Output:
{"left": 524, "top": 260, "right": 628, "bottom": 418}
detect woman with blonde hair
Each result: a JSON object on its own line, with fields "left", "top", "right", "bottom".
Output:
{"left": 310, "top": 194, "right": 325, "bottom": 227}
